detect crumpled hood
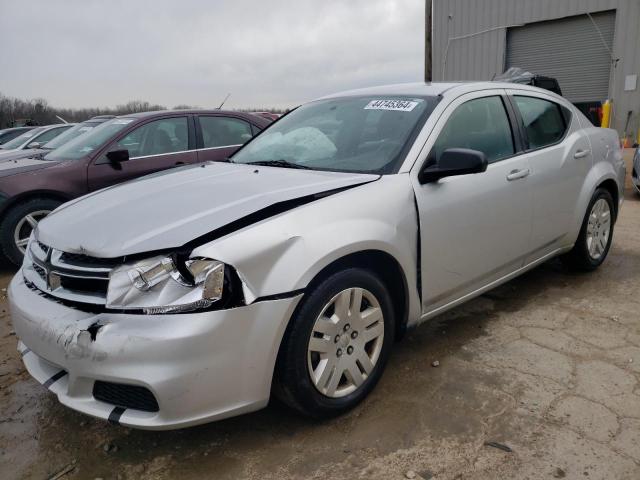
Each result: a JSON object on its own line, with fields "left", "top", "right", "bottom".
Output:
{"left": 37, "top": 162, "right": 378, "bottom": 257}
{"left": 0, "top": 155, "right": 57, "bottom": 177}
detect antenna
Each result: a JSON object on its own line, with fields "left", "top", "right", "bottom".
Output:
{"left": 55, "top": 115, "right": 69, "bottom": 124}
{"left": 217, "top": 93, "right": 231, "bottom": 110}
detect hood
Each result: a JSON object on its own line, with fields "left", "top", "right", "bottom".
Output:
{"left": 0, "top": 155, "right": 58, "bottom": 178}
{"left": 37, "top": 162, "right": 378, "bottom": 257}
{"left": 0, "top": 148, "right": 47, "bottom": 163}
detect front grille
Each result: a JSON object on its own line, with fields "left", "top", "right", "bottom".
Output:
{"left": 25, "top": 242, "right": 115, "bottom": 305}
{"left": 37, "top": 241, "right": 50, "bottom": 254}
{"left": 32, "top": 263, "right": 46, "bottom": 280}
{"left": 59, "top": 275, "right": 109, "bottom": 295}
{"left": 59, "top": 251, "right": 122, "bottom": 268}
{"left": 93, "top": 381, "right": 159, "bottom": 412}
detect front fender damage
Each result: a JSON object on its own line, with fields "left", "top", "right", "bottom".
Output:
{"left": 191, "top": 175, "right": 422, "bottom": 323}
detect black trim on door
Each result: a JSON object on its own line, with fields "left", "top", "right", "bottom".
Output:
{"left": 194, "top": 115, "right": 205, "bottom": 149}
{"left": 502, "top": 94, "right": 527, "bottom": 154}
{"left": 187, "top": 115, "right": 197, "bottom": 150}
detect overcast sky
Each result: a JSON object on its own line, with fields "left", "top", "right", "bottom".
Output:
{"left": 0, "top": 0, "right": 425, "bottom": 110}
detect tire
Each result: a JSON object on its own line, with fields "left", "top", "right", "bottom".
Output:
{"left": 0, "top": 198, "right": 62, "bottom": 266}
{"left": 274, "top": 268, "right": 395, "bottom": 419}
{"left": 561, "top": 188, "right": 615, "bottom": 271}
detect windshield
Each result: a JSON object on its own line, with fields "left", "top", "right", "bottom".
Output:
{"left": 42, "top": 121, "right": 101, "bottom": 150}
{"left": 231, "top": 96, "right": 437, "bottom": 174}
{"left": 46, "top": 118, "right": 135, "bottom": 161}
{"left": 1, "top": 127, "right": 44, "bottom": 150}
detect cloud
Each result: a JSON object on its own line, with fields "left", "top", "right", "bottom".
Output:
{"left": 0, "top": 0, "right": 424, "bottom": 109}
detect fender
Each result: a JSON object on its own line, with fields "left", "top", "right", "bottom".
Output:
{"left": 192, "top": 175, "right": 422, "bottom": 324}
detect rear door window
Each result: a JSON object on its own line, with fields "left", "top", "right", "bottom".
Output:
{"left": 433, "top": 96, "right": 515, "bottom": 164}
{"left": 115, "top": 117, "right": 189, "bottom": 158}
{"left": 513, "top": 96, "right": 568, "bottom": 150}
{"left": 198, "top": 116, "right": 253, "bottom": 148}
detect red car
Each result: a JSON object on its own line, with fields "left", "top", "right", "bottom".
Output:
{"left": 252, "top": 111, "right": 282, "bottom": 122}
{"left": 0, "top": 110, "right": 271, "bottom": 264}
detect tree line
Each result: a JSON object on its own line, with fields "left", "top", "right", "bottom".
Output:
{"left": 0, "top": 92, "right": 288, "bottom": 129}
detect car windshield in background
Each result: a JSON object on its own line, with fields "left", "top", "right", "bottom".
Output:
{"left": 231, "top": 96, "right": 438, "bottom": 174}
{"left": 45, "top": 118, "right": 135, "bottom": 160}
{"left": 0, "top": 127, "right": 45, "bottom": 150}
{"left": 42, "top": 122, "right": 100, "bottom": 150}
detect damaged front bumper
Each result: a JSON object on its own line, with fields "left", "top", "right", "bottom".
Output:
{"left": 9, "top": 273, "right": 302, "bottom": 430}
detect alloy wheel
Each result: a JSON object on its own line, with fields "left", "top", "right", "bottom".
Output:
{"left": 586, "top": 198, "right": 611, "bottom": 260}
{"left": 307, "top": 287, "right": 384, "bottom": 398}
{"left": 14, "top": 210, "right": 50, "bottom": 254}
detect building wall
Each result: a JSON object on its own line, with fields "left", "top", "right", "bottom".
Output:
{"left": 431, "top": 0, "right": 640, "bottom": 134}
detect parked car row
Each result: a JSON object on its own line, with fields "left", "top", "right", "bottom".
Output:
{"left": 0, "top": 123, "right": 74, "bottom": 156}
{"left": 7, "top": 82, "right": 625, "bottom": 429}
{"left": 0, "top": 116, "right": 115, "bottom": 163}
{"left": 0, "top": 110, "right": 271, "bottom": 264}
{"left": 0, "top": 126, "right": 37, "bottom": 145}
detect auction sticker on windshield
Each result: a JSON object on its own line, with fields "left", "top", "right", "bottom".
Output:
{"left": 365, "top": 99, "right": 419, "bottom": 112}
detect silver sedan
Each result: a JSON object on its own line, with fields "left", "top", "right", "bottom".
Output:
{"left": 9, "top": 82, "right": 625, "bottom": 429}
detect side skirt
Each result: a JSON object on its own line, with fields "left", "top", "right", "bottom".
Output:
{"left": 417, "top": 245, "right": 572, "bottom": 324}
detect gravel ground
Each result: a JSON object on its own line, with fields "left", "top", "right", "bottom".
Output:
{"left": 0, "top": 151, "right": 639, "bottom": 480}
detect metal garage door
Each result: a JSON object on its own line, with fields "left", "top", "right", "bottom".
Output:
{"left": 506, "top": 10, "right": 616, "bottom": 103}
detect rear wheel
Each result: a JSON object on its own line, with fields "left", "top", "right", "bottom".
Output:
{"left": 562, "top": 188, "right": 614, "bottom": 271}
{"left": 0, "top": 198, "right": 62, "bottom": 266}
{"left": 274, "top": 268, "right": 395, "bottom": 418}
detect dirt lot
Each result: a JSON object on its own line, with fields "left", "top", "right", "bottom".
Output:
{"left": 1, "top": 152, "right": 639, "bottom": 480}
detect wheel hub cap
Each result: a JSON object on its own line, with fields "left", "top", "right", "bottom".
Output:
{"left": 307, "top": 287, "right": 384, "bottom": 398}
{"left": 586, "top": 198, "right": 611, "bottom": 260}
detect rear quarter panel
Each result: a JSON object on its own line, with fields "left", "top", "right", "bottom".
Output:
{"left": 572, "top": 120, "right": 624, "bottom": 239}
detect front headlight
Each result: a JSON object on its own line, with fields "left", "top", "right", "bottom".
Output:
{"left": 106, "top": 255, "right": 226, "bottom": 314}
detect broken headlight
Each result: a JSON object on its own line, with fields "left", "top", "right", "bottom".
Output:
{"left": 106, "top": 255, "right": 225, "bottom": 314}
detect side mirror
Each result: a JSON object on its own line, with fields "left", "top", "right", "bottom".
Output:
{"left": 27, "top": 142, "right": 42, "bottom": 149}
{"left": 419, "top": 148, "right": 488, "bottom": 184}
{"left": 106, "top": 149, "right": 130, "bottom": 170}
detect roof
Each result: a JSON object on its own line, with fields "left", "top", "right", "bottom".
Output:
{"left": 320, "top": 81, "right": 564, "bottom": 101}
{"left": 40, "top": 123, "right": 77, "bottom": 130}
{"left": 120, "top": 109, "right": 253, "bottom": 119}
{"left": 322, "top": 82, "right": 463, "bottom": 99}
{"left": 115, "top": 109, "right": 272, "bottom": 127}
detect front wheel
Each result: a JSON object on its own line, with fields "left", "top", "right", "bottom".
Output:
{"left": 562, "top": 188, "right": 615, "bottom": 271}
{"left": 0, "top": 198, "right": 62, "bottom": 266}
{"left": 274, "top": 268, "right": 395, "bottom": 418}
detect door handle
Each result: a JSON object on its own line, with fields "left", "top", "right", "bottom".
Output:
{"left": 573, "top": 149, "right": 591, "bottom": 159}
{"left": 506, "top": 168, "right": 530, "bottom": 181}
{"left": 175, "top": 161, "right": 185, "bottom": 166}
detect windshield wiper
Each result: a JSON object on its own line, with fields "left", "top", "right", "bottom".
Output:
{"left": 245, "top": 159, "right": 312, "bottom": 170}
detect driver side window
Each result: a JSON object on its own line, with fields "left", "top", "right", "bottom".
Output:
{"left": 433, "top": 96, "right": 514, "bottom": 164}
{"left": 116, "top": 117, "right": 188, "bottom": 158}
